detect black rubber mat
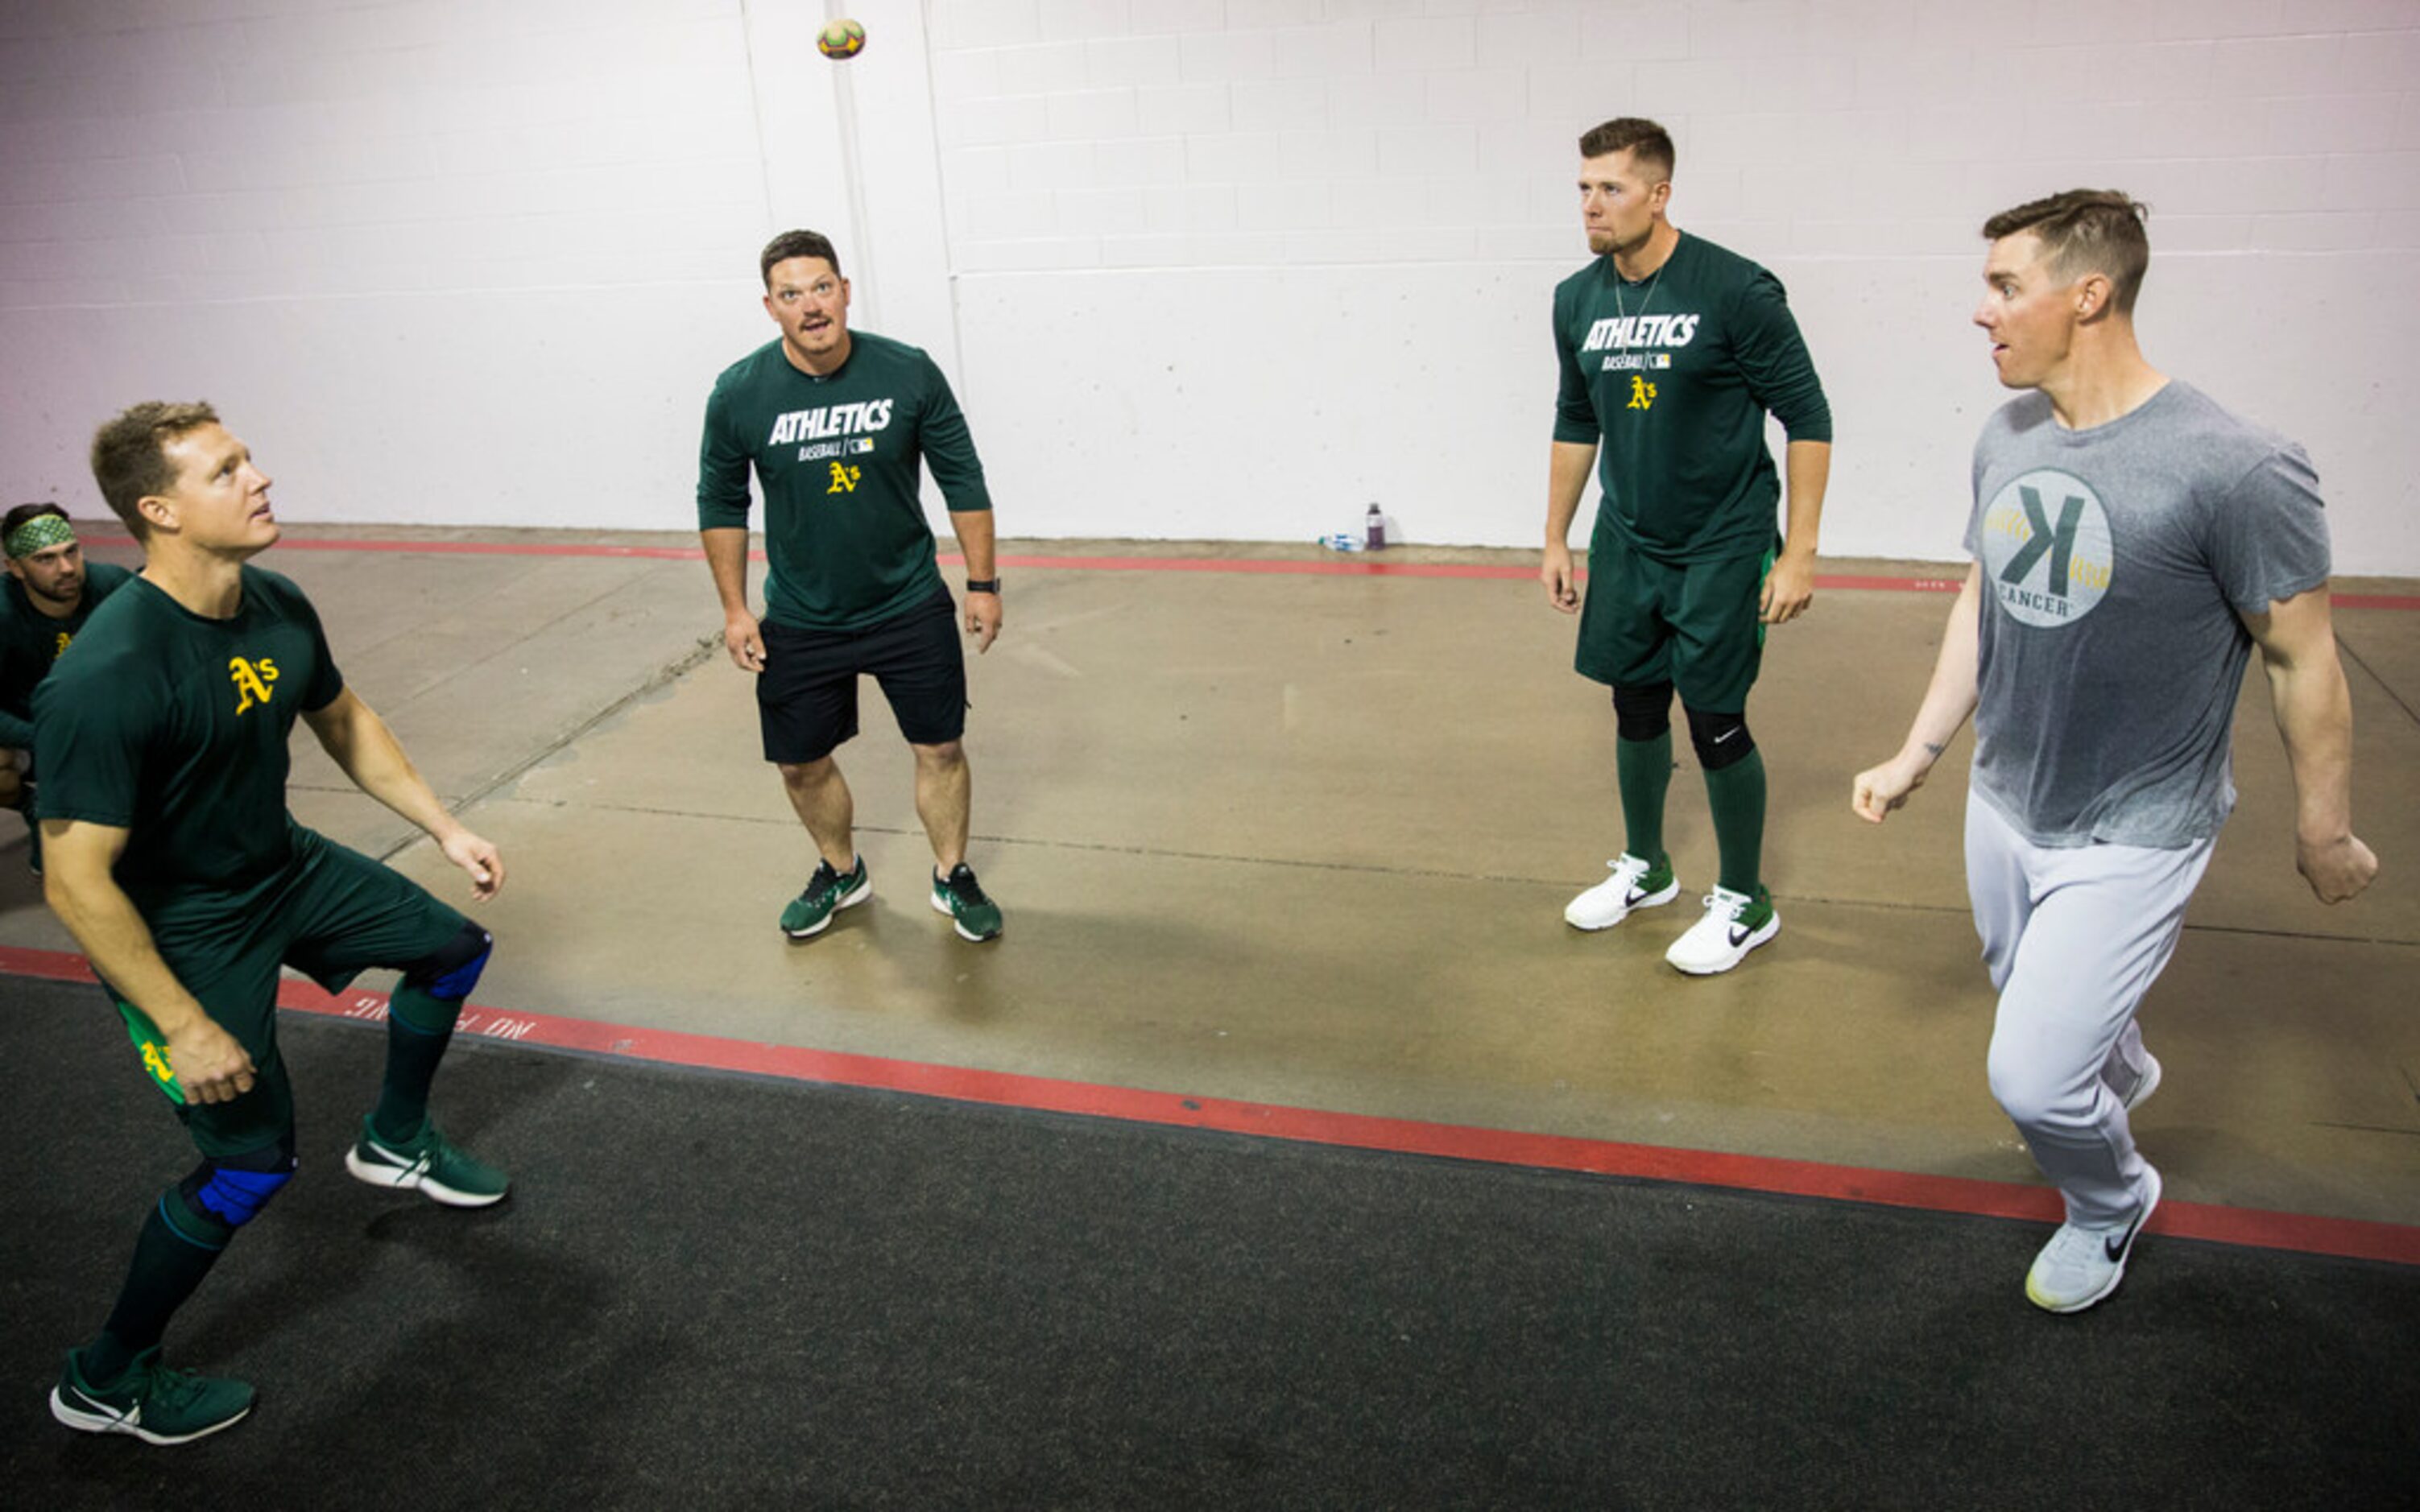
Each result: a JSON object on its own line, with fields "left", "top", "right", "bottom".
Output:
{"left": 2, "top": 974, "right": 2412, "bottom": 1510}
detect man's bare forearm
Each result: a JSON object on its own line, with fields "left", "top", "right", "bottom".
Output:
{"left": 2263, "top": 635, "right": 2357, "bottom": 848}
{"left": 702, "top": 527, "right": 754, "bottom": 616}
{"left": 1781, "top": 439, "right": 1831, "bottom": 560}
{"left": 1546, "top": 440, "right": 1597, "bottom": 546}
{"left": 951, "top": 509, "right": 996, "bottom": 582}
{"left": 1897, "top": 564, "right": 1984, "bottom": 768}
{"left": 307, "top": 691, "right": 459, "bottom": 843}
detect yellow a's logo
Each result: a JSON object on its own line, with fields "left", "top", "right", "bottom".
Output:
{"left": 54, "top": 630, "right": 72, "bottom": 658}
{"left": 140, "top": 1039, "right": 176, "bottom": 1086}
{"left": 826, "top": 462, "right": 861, "bottom": 494}
{"left": 230, "top": 655, "right": 279, "bottom": 714}
{"left": 1627, "top": 376, "right": 1657, "bottom": 411}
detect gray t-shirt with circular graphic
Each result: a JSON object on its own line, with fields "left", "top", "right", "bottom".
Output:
{"left": 1963, "top": 380, "right": 2331, "bottom": 849}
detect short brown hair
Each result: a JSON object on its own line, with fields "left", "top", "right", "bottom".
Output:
{"left": 89, "top": 400, "right": 219, "bottom": 541}
{"left": 1578, "top": 118, "right": 1674, "bottom": 182}
{"left": 1983, "top": 190, "right": 2152, "bottom": 315}
{"left": 759, "top": 229, "right": 843, "bottom": 287}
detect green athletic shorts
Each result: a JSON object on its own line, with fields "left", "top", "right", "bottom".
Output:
{"left": 1574, "top": 531, "right": 1777, "bottom": 711}
{"left": 109, "top": 825, "right": 465, "bottom": 1157}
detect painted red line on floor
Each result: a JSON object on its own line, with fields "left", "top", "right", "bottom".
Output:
{"left": 74, "top": 531, "right": 702, "bottom": 560}
{"left": 984, "top": 553, "right": 1537, "bottom": 580}
{"left": 6, "top": 944, "right": 2410, "bottom": 1268}
{"left": 66, "top": 532, "right": 2420, "bottom": 604}
{"left": 68, "top": 533, "right": 1533, "bottom": 580}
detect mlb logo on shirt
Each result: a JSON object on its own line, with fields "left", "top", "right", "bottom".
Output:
{"left": 846, "top": 438, "right": 875, "bottom": 455}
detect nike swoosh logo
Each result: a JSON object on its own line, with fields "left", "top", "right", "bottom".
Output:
{"left": 1714, "top": 728, "right": 1741, "bottom": 743}
{"left": 2104, "top": 1209, "right": 2146, "bottom": 1262}
{"left": 1727, "top": 925, "right": 1752, "bottom": 947}
{"left": 70, "top": 1387, "right": 134, "bottom": 1424}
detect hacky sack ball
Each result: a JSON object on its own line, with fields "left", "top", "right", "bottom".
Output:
{"left": 817, "top": 19, "right": 866, "bottom": 59}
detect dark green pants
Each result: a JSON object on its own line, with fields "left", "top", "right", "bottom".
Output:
{"left": 1574, "top": 531, "right": 1774, "bottom": 708}
{"left": 109, "top": 827, "right": 464, "bottom": 1158}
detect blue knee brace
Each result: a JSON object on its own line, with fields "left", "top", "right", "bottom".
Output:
{"left": 177, "top": 1137, "right": 297, "bottom": 1233}
{"left": 403, "top": 922, "right": 492, "bottom": 1003}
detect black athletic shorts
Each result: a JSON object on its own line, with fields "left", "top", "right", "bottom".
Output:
{"left": 758, "top": 586, "right": 968, "bottom": 764}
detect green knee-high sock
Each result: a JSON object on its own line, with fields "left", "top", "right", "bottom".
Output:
{"left": 372, "top": 985, "right": 463, "bottom": 1144}
{"left": 1702, "top": 748, "right": 1767, "bottom": 898}
{"left": 85, "top": 1195, "right": 233, "bottom": 1382}
{"left": 1615, "top": 732, "right": 1673, "bottom": 865}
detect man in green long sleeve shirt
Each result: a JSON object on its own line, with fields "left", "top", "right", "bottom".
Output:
{"left": 1541, "top": 118, "right": 1835, "bottom": 976}
{"left": 698, "top": 229, "right": 1006, "bottom": 944}
{"left": 0, "top": 503, "right": 134, "bottom": 872}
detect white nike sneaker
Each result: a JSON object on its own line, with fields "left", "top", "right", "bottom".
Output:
{"left": 2025, "top": 1165, "right": 2162, "bottom": 1315}
{"left": 1663, "top": 885, "right": 1778, "bottom": 974}
{"left": 1565, "top": 853, "right": 1680, "bottom": 931}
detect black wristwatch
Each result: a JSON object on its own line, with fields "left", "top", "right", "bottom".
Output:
{"left": 965, "top": 578, "right": 1002, "bottom": 594}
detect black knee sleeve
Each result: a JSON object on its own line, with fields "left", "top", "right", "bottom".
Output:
{"left": 401, "top": 920, "right": 493, "bottom": 1002}
{"left": 1611, "top": 681, "right": 1675, "bottom": 743}
{"left": 1685, "top": 706, "right": 1756, "bottom": 771}
{"left": 176, "top": 1134, "right": 298, "bottom": 1233}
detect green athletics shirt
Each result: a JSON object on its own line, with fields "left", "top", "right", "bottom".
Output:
{"left": 697, "top": 332, "right": 993, "bottom": 633}
{"left": 1553, "top": 232, "right": 1832, "bottom": 564}
{"left": 32, "top": 568, "right": 344, "bottom": 912}
{"left": 0, "top": 561, "right": 134, "bottom": 750}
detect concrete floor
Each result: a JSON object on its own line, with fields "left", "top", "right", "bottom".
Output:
{"left": 4, "top": 529, "right": 2413, "bottom": 1226}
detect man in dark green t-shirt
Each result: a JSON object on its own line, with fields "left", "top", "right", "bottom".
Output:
{"left": 698, "top": 229, "right": 1007, "bottom": 945}
{"left": 1542, "top": 117, "right": 1834, "bottom": 977}
{"left": 0, "top": 502, "right": 135, "bottom": 873}
{"left": 35, "top": 402, "right": 510, "bottom": 1446}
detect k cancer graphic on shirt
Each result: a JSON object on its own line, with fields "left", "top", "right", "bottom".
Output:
{"left": 1980, "top": 468, "right": 2115, "bottom": 628}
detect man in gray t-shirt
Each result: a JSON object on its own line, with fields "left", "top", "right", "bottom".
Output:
{"left": 1965, "top": 380, "right": 2331, "bottom": 849}
{"left": 1852, "top": 191, "right": 2377, "bottom": 1316}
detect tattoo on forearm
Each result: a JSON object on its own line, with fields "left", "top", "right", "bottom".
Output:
{"left": 1923, "top": 742, "right": 1946, "bottom": 758}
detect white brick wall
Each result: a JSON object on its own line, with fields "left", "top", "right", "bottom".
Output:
{"left": 926, "top": 0, "right": 2420, "bottom": 568}
{"left": 0, "top": 0, "right": 825, "bottom": 531}
{"left": 1, "top": 0, "right": 2414, "bottom": 568}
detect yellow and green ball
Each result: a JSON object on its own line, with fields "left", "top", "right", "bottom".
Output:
{"left": 817, "top": 19, "right": 866, "bottom": 60}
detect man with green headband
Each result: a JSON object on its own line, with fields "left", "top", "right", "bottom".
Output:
{"left": 1, "top": 502, "right": 134, "bottom": 874}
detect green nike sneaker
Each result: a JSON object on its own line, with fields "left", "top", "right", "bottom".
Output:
{"left": 1565, "top": 851, "right": 1679, "bottom": 931}
{"left": 345, "top": 1115, "right": 510, "bottom": 1208}
{"left": 931, "top": 862, "right": 1003, "bottom": 942}
{"left": 780, "top": 856, "right": 871, "bottom": 940}
{"left": 51, "top": 1346, "right": 253, "bottom": 1445}
{"left": 1665, "top": 884, "right": 1781, "bottom": 975}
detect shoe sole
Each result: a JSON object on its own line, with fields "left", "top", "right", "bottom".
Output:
{"left": 929, "top": 891, "right": 1002, "bottom": 942}
{"left": 2027, "top": 1166, "right": 2162, "bottom": 1316}
{"left": 344, "top": 1145, "right": 510, "bottom": 1208}
{"left": 1665, "top": 911, "right": 1781, "bottom": 975}
{"left": 50, "top": 1386, "right": 250, "bottom": 1445}
{"left": 1565, "top": 879, "right": 1681, "bottom": 932}
{"left": 783, "top": 875, "right": 872, "bottom": 940}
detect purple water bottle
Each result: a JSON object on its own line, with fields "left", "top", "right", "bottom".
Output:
{"left": 1364, "top": 502, "right": 1385, "bottom": 551}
